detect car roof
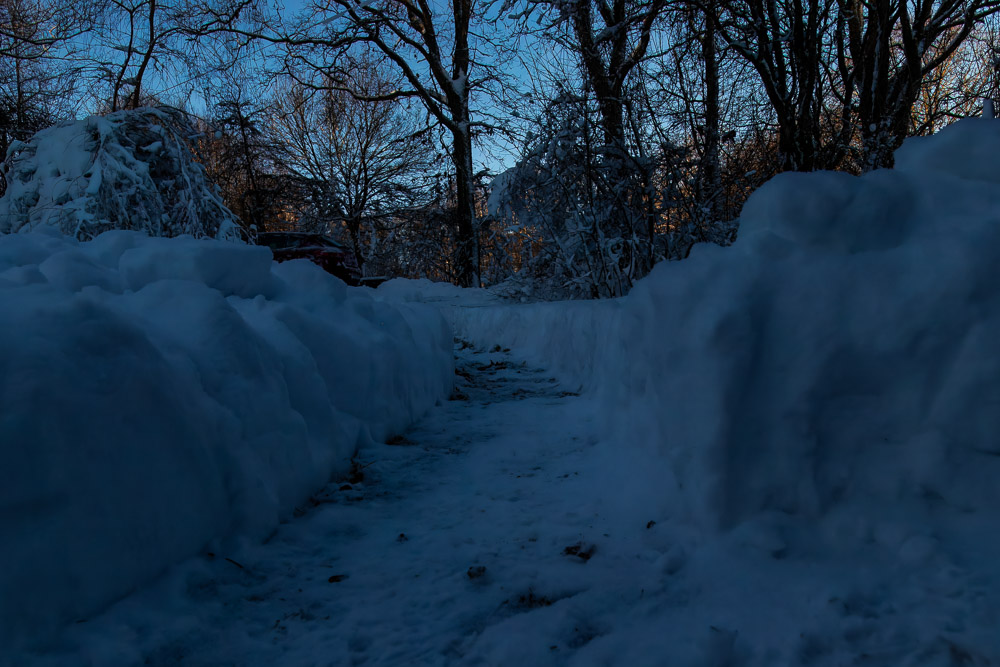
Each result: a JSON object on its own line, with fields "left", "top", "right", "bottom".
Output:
{"left": 258, "top": 232, "right": 348, "bottom": 249}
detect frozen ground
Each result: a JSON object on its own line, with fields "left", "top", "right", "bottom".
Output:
{"left": 10, "top": 339, "right": 1000, "bottom": 666}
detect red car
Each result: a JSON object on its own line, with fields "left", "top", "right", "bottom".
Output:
{"left": 257, "top": 232, "right": 362, "bottom": 286}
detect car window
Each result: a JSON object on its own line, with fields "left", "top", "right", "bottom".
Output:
{"left": 260, "top": 236, "right": 292, "bottom": 251}
{"left": 259, "top": 234, "right": 347, "bottom": 252}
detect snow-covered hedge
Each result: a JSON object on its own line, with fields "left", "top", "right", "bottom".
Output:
{"left": 0, "top": 232, "right": 452, "bottom": 646}
{"left": 445, "top": 117, "right": 1000, "bottom": 538}
{"left": 0, "top": 108, "right": 240, "bottom": 240}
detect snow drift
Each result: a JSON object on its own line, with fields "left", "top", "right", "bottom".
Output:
{"left": 0, "top": 108, "right": 240, "bottom": 241}
{"left": 447, "top": 117, "right": 1000, "bottom": 538}
{"left": 0, "top": 232, "right": 452, "bottom": 646}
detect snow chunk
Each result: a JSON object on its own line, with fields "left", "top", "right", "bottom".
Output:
{"left": 894, "top": 116, "right": 1000, "bottom": 185}
{"left": 117, "top": 236, "right": 274, "bottom": 298}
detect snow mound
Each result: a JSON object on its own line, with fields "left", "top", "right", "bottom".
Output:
{"left": 894, "top": 116, "right": 1000, "bottom": 185}
{"left": 0, "top": 232, "right": 452, "bottom": 647}
{"left": 447, "top": 117, "right": 1000, "bottom": 536}
{"left": 0, "top": 108, "right": 240, "bottom": 240}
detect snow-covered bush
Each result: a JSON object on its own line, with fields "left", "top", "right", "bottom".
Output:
{"left": 491, "top": 94, "right": 657, "bottom": 299}
{"left": 448, "top": 117, "right": 1000, "bottom": 541}
{"left": 0, "top": 232, "right": 452, "bottom": 647}
{"left": 0, "top": 108, "right": 241, "bottom": 240}
{"left": 489, "top": 90, "right": 736, "bottom": 300}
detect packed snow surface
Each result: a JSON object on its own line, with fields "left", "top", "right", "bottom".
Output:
{"left": 0, "top": 232, "right": 452, "bottom": 648}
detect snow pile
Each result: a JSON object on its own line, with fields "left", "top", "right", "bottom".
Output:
{"left": 0, "top": 108, "right": 240, "bottom": 240}
{"left": 448, "top": 117, "right": 1000, "bottom": 538}
{"left": 0, "top": 231, "right": 452, "bottom": 646}
{"left": 618, "top": 119, "right": 1000, "bottom": 531}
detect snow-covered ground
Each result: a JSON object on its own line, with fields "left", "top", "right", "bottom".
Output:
{"left": 11, "top": 341, "right": 1000, "bottom": 666}
{"left": 10, "top": 343, "right": 619, "bottom": 666}
{"left": 7, "top": 117, "right": 1000, "bottom": 665}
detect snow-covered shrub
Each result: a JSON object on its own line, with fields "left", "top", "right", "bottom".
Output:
{"left": 0, "top": 232, "right": 452, "bottom": 647}
{"left": 491, "top": 94, "right": 654, "bottom": 299}
{"left": 0, "top": 107, "right": 241, "bottom": 240}
{"left": 489, "top": 90, "right": 736, "bottom": 300}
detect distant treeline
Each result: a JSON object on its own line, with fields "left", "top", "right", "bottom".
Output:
{"left": 2, "top": 0, "right": 998, "bottom": 296}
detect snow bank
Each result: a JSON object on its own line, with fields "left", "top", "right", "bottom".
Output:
{"left": 619, "top": 120, "right": 1000, "bottom": 531}
{"left": 441, "top": 117, "right": 1000, "bottom": 538}
{"left": 0, "top": 232, "right": 452, "bottom": 646}
{"left": 0, "top": 108, "right": 240, "bottom": 241}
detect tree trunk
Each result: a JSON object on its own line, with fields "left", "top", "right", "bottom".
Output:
{"left": 112, "top": 8, "right": 137, "bottom": 112}
{"left": 230, "top": 105, "right": 262, "bottom": 230}
{"left": 448, "top": 0, "right": 479, "bottom": 289}
{"left": 777, "top": 117, "right": 817, "bottom": 172}
{"left": 347, "top": 216, "right": 365, "bottom": 273}
{"left": 130, "top": 0, "right": 157, "bottom": 110}
{"left": 451, "top": 124, "right": 478, "bottom": 288}
{"left": 699, "top": 12, "right": 722, "bottom": 222}
{"left": 596, "top": 92, "right": 626, "bottom": 151}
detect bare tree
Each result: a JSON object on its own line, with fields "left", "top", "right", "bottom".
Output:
{"left": 269, "top": 65, "right": 435, "bottom": 273}
{"left": 90, "top": 0, "right": 218, "bottom": 112}
{"left": 706, "top": 0, "right": 1000, "bottom": 172}
{"left": 909, "top": 21, "right": 997, "bottom": 134}
{"left": 0, "top": 0, "right": 86, "bottom": 170}
{"left": 510, "top": 0, "right": 668, "bottom": 150}
{"left": 834, "top": 0, "right": 1000, "bottom": 169}
{"left": 705, "top": 0, "right": 844, "bottom": 172}
{"left": 94, "top": 0, "right": 156, "bottom": 110}
{"left": 499, "top": 0, "right": 677, "bottom": 284}
{"left": 190, "top": 60, "right": 289, "bottom": 236}
{"left": 203, "top": 0, "right": 509, "bottom": 286}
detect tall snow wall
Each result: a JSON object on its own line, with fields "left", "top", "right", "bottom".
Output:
{"left": 448, "top": 117, "right": 1000, "bottom": 535}
{"left": 0, "top": 232, "right": 453, "bottom": 646}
